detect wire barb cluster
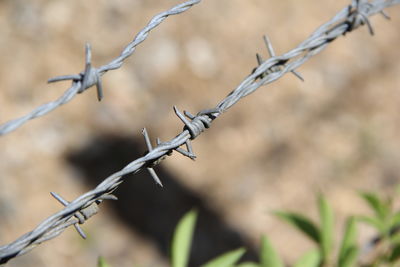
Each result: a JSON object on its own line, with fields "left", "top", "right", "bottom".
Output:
{"left": 253, "top": 35, "right": 304, "bottom": 82}
{"left": 347, "top": 0, "right": 391, "bottom": 35}
{"left": 141, "top": 106, "right": 219, "bottom": 187}
{"left": 0, "top": 0, "right": 399, "bottom": 264}
{"left": 48, "top": 43, "right": 104, "bottom": 101}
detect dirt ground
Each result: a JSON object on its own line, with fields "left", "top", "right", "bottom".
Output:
{"left": 1, "top": 0, "right": 400, "bottom": 266}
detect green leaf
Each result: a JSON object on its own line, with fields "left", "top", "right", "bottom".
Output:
{"left": 388, "top": 243, "right": 400, "bottom": 262}
{"left": 318, "top": 195, "right": 334, "bottom": 261}
{"left": 357, "top": 215, "right": 385, "bottom": 233}
{"left": 171, "top": 210, "right": 198, "bottom": 267}
{"left": 235, "top": 262, "right": 259, "bottom": 267}
{"left": 201, "top": 248, "right": 246, "bottom": 267}
{"left": 293, "top": 250, "right": 320, "bottom": 267}
{"left": 390, "top": 213, "right": 400, "bottom": 227}
{"left": 338, "top": 217, "right": 357, "bottom": 266}
{"left": 359, "top": 192, "right": 389, "bottom": 221}
{"left": 390, "top": 232, "right": 400, "bottom": 244}
{"left": 259, "top": 236, "right": 284, "bottom": 267}
{"left": 338, "top": 247, "right": 358, "bottom": 267}
{"left": 274, "top": 211, "right": 320, "bottom": 244}
{"left": 98, "top": 256, "right": 111, "bottom": 267}
{"left": 260, "top": 236, "right": 284, "bottom": 267}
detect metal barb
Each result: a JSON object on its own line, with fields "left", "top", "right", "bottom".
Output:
{"left": 291, "top": 70, "right": 304, "bottom": 81}
{"left": 173, "top": 105, "right": 212, "bottom": 140}
{"left": 185, "top": 140, "right": 196, "bottom": 159}
{"left": 256, "top": 35, "right": 304, "bottom": 82}
{"left": 147, "top": 167, "right": 163, "bottom": 187}
{"left": 47, "top": 44, "right": 104, "bottom": 101}
{"left": 263, "top": 35, "right": 276, "bottom": 57}
{"left": 380, "top": 10, "right": 390, "bottom": 20}
{"left": 157, "top": 136, "right": 195, "bottom": 160}
{"left": 98, "top": 194, "right": 118, "bottom": 201}
{"left": 175, "top": 147, "right": 196, "bottom": 159}
{"left": 197, "top": 108, "right": 222, "bottom": 118}
{"left": 349, "top": 0, "right": 375, "bottom": 35}
{"left": 95, "top": 74, "right": 103, "bottom": 101}
{"left": 141, "top": 128, "right": 164, "bottom": 187}
{"left": 81, "top": 43, "right": 93, "bottom": 91}
{"left": 50, "top": 192, "right": 87, "bottom": 239}
{"left": 82, "top": 43, "right": 104, "bottom": 101}
{"left": 141, "top": 128, "right": 153, "bottom": 151}
{"left": 174, "top": 106, "right": 193, "bottom": 133}
{"left": 48, "top": 74, "right": 81, "bottom": 83}
{"left": 184, "top": 110, "right": 195, "bottom": 120}
{"left": 256, "top": 53, "right": 264, "bottom": 66}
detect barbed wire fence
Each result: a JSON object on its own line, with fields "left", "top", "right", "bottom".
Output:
{"left": 0, "top": 0, "right": 201, "bottom": 136}
{"left": 0, "top": 0, "right": 399, "bottom": 264}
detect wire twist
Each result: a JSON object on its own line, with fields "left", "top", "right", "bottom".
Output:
{"left": 347, "top": 0, "right": 391, "bottom": 35}
{"left": 48, "top": 44, "right": 104, "bottom": 101}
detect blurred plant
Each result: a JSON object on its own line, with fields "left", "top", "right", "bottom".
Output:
{"left": 273, "top": 195, "right": 358, "bottom": 267}
{"left": 97, "top": 192, "right": 400, "bottom": 267}
{"left": 170, "top": 209, "right": 246, "bottom": 267}
{"left": 97, "top": 256, "right": 111, "bottom": 267}
{"left": 357, "top": 191, "right": 400, "bottom": 266}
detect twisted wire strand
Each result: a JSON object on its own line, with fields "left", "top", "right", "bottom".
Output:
{"left": 0, "top": 0, "right": 201, "bottom": 136}
{"left": 1, "top": 0, "right": 399, "bottom": 264}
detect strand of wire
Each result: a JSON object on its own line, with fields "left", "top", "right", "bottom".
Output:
{"left": 0, "top": 0, "right": 201, "bottom": 136}
{"left": 216, "top": 0, "right": 399, "bottom": 113}
{"left": 1, "top": 0, "right": 398, "bottom": 264}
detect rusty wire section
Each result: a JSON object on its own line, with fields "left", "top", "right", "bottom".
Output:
{"left": 0, "top": 0, "right": 399, "bottom": 264}
{"left": 0, "top": 0, "right": 201, "bottom": 136}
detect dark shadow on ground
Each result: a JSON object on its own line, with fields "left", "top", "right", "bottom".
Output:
{"left": 65, "top": 133, "right": 257, "bottom": 266}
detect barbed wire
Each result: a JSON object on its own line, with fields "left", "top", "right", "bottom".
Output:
{"left": 0, "top": 0, "right": 201, "bottom": 136}
{"left": 0, "top": 0, "right": 399, "bottom": 264}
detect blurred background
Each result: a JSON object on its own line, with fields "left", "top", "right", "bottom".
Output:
{"left": 0, "top": 0, "right": 400, "bottom": 266}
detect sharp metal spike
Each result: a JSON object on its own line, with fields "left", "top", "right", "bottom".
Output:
{"left": 85, "top": 43, "right": 92, "bottom": 65}
{"left": 174, "top": 106, "right": 194, "bottom": 135}
{"left": 141, "top": 128, "right": 153, "bottom": 151}
{"left": 74, "top": 224, "right": 87, "bottom": 239}
{"left": 174, "top": 106, "right": 191, "bottom": 126}
{"left": 256, "top": 53, "right": 264, "bottom": 66}
{"left": 99, "top": 194, "right": 118, "bottom": 201}
{"left": 198, "top": 108, "right": 221, "bottom": 116}
{"left": 50, "top": 192, "right": 69, "bottom": 206}
{"left": 95, "top": 72, "right": 103, "bottom": 101}
{"left": 351, "top": 0, "right": 374, "bottom": 36}
{"left": 175, "top": 147, "right": 196, "bottom": 160}
{"left": 363, "top": 15, "right": 374, "bottom": 35}
{"left": 185, "top": 140, "right": 195, "bottom": 160}
{"left": 263, "top": 35, "right": 276, "bottom": 57}
{"left": 147, "top": 167, "right": 163, "bottom": 187}
{"left": 291, "top": 70, "right": 304, "bottom": 81}
{"left": 48, "top": 74, "right": 81, "bottom": 83}
{"left": 184, "top": 110, "right": 195, "bottom": 120}
{"left": 50, "top": 192, "right": 88, "bottom": 239}
{"left": 380, "top": 10, "right": 390, "bottom": 20}
{"left": 81, "top": 43, "right": 92, "bottom": 90}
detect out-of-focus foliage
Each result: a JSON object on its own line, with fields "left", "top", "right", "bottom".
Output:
{"left": 98, "top": 191, "right": 400, "bottom": 267}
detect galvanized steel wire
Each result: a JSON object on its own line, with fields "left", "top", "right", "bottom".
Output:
{"left": 0, "top": 0, "right": 201, "bottom": 136}
{"left": 1, "top": 0, "right": 399, "bottom": 264}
